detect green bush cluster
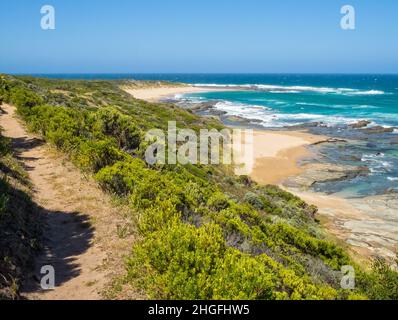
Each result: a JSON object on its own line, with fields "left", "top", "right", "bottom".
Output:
{"left": 92, "top": 107, "right": 141, "bottom": 151}
{"left": 0, "top": 129, "right": 10, "bottom": 157}
{"left": 127, "top": 222, "right": 278, "bottom": 300}
{"left": 2, "top": 74, "right": 397, "bottom": 300}
{"left": 0, "top": 128, "right": 42, "bottom": 299}
{"left": 356, "top": 257, "right": 398, "bottom": 300}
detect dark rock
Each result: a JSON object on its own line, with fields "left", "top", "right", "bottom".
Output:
{"left": 349, "top": 120, "right": 371, "bottom": 129}
{"left": 312, "top": 138, "right": 347, "bottom": 146}
{"left": 285, "top": 163, "right": 370, "bottom": 188}
{"left": 366, "top": 142, "right": 378, "bottom": 148}
{"left": 286, "top": 122, "right": 325, "bottom": 129}
{"left": 189, "top": 101, "right": 217, "bottom": 112}
{"left": 360, "top": 126, "right": 395, "bottom": 134}
{"left": 210, "top": 110, "right": 227, "bottom": 116}
{"left": 340, "top": 155, "right": 362, "bottom": 162}
{"left": 385, "top": 188, "right": 398, "bottom": 195}
{"left": 225, "top": 115, "right": 251, "bottom": 124}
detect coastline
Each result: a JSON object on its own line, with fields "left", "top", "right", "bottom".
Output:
{"left": 123, "top": 85, "right": 324, "bottom": 185}
{"left": 123, "top": 84, "right": 398, "bottom": 262}
{"left": 123, "top": 85, "right": 235, "bottom": 102}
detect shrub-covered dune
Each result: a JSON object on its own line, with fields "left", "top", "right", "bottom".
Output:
{"left": 0, "top": 74, "right": 397, "bottom": 300}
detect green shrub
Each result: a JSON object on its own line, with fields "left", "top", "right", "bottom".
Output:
{"left": 95, "top": 159, "right": 147, "bottom": 195}
{"left": 27, "top": 105, "right": 85, "bottom": 150}
{"left": 73, "top": 139, "right": 127, "bottom": 172}
{"left": 92, "top": 107, "right": 141, "bottom": 151}
{"left": 0, "top": 131, "right": 10, "bottom": 156}
{"left": 138, "top": 200, "right": 181, "bottom": 234}
{"left": 129, "top": 171, "right": 186, "bottom": 211}
{"left": 243, "top": 192, "right": 264, "bottom": 210}
{"left": 10, "top": 87, "right": 43, "bottom": 116}
{"left": 237, "top": 175, "right": 253, "bottom": 186}
{"left": 210, "top": 249, "right": 276, "bottom": 299}
{"left": 127, "top": 222, "right": 227, "bottom": 299}
{"left": 207, "top": 192, "right": 231, "bottom": 212}
{"left": 357, "top": 257, "right": 398, "bottom": 300}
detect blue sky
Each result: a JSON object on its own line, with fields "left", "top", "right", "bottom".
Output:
{"left": 0, "top": 0, "right": 397, "bottom": 73}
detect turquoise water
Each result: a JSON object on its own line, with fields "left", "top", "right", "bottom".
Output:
{"left": 31, "top": 74, "right": 398, "bottom": 197}
{"left": 177, "top": 74, "right": 398, "bottom": 128}
{"left": 173, "top": 74, "right": 398, "bottom": 197}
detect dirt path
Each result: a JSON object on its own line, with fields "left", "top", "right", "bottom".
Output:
{"left": 0, "top": 104, "right": 137, "bottom": 300}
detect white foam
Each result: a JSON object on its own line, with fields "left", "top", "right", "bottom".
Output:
{"left": 269, "top": 90, "right": 301, "bottom": 93}
{"left": 361, "top": 154, "right": 392, "bottom": 173}
{"left": 352, "top": 105, "right": 380, "bottom": 109}
{"left": 176, "top": 92, "right": 393, "bottom": 129}
{"left": 193, "top": 83, "right": 387, "bottom": 95}
{"left": 211, "top": 100, "right": 360, "bottom": 128}
{"left": 387, "top": 177, "right": 398, "bottom": 181}
{"left": 343, "top": 90, "right": 385, "bottom": 96}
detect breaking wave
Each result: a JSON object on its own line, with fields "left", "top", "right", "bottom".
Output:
{"left": 193, "top": 83, "right": 387, "bottom": 95}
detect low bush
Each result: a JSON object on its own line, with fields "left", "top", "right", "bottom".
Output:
{"left": 207, "top": 192, "right": 231, "bottom": 212}
{"left": 0, "top": 129, "right": 10, "bottom": 157}
{"left": 91, "top": 107, "right": 141, "bottom": 151}
{"left": 95, "top": 159, "right": 147, "bottom": 195}
{"left": 73, "top": 139, "right": 126, "bottom": 173}
{"left": 243, "top": 192, "right": 264, "bottom": 210}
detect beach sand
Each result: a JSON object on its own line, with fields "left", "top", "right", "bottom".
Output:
{"left": 235, "top": 130, "right": 324, "bottom": 184}
{"left": 123, "top": 85, "right": 230, "bottom": 102}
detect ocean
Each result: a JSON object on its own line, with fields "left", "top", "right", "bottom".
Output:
{"left": 29, "top": 73, "right": 398, "bottom": 197}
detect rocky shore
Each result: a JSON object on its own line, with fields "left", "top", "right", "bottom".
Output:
{"left": 284, "top": 163, "right": 370, "bottom": 189}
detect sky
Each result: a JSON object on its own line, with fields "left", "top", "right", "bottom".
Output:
{"left": 0, "top": 0, "right": 397, "bottom": 74}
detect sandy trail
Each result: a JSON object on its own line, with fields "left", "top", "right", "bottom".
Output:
{"left": 0, "top": 104, "right": 136, "bottom": 300}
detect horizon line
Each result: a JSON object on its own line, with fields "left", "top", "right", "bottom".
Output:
{"left": 8, "top": 72, "right": 398, "bottom": 76}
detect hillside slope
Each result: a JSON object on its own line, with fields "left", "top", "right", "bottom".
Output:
{"left": 1, "top": 74, "right": 397, "bottom": 300}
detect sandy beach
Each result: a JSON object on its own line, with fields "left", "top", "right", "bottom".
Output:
{"left": 235, "top": 130, "right": 324, "bottom": 184}
{"left": 123, "top": 85, "right": 232, "bottom": 102}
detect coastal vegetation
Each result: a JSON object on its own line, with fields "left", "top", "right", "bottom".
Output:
{"left": 0, "top": 118, "right": 42, "bottom": 299}
{"left": 0, "top": 74, "right": 397, "bottom": 300}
